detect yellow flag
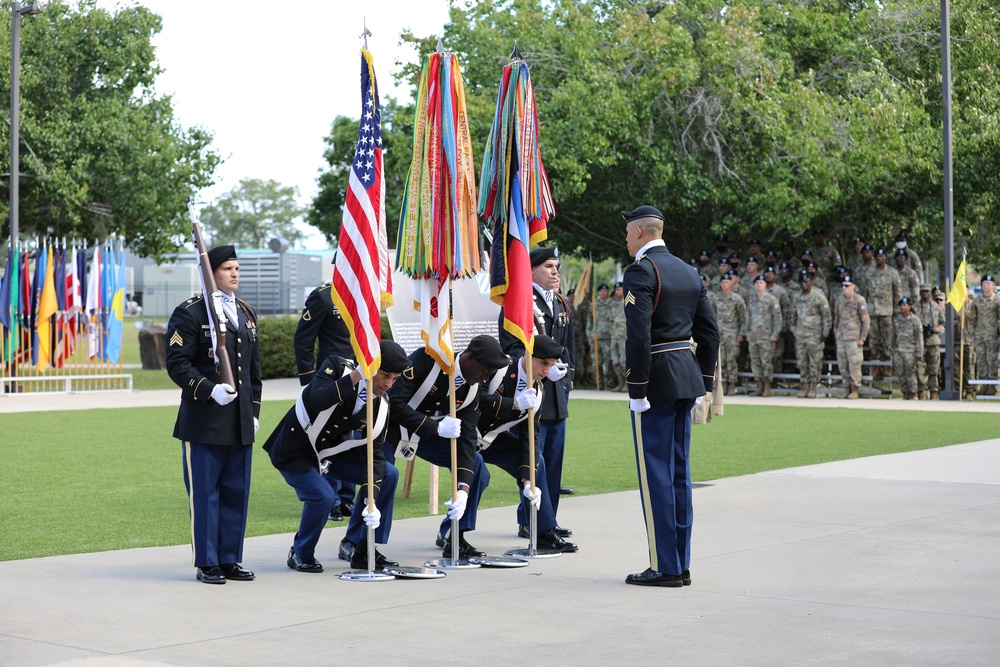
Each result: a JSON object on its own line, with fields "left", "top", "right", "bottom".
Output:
{"left": 947, "top": 260, "right": 967, "bottom": 312}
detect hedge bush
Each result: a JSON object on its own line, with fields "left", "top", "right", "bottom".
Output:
{"left": 257, "top": 315, "right": 299, "bottom": 380}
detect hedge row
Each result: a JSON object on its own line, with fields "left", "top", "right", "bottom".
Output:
{"left": 256, "top": 314, "right": 393, "bottom": 380}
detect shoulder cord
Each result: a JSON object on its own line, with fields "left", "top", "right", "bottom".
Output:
{"left": 641, "top": 257, "right": 662, "bottom": 311}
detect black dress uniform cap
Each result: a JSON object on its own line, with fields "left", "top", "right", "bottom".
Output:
{"left": 379, "top": 339, "right": 411, "bottom": 374}
{"left": 620, "top": 205, "right": 664, "bottom": 223}
{"left": 529, "top": 246, "right": 559, "bottom": 267}
{"left": 466, "top": 334, "right": 510, "bottom": 369}
{"left": 207, "top": 245, "right": 238, "bottom": 270}
{"left": 532, "top": 334, "right": 564, "bottom": 360}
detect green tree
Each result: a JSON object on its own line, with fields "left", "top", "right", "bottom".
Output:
{"left": 198, "top": 178, "right": 305, "bottom": 250}
{"left": 0, "top": 0, "right": 220, "bottom": 258}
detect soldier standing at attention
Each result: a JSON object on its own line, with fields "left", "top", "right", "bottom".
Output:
{"left": 811, "top": 229, "right": 842, "bottom": 281}
{"left": 790, "top": 271, "right": 832, "bottom": 399}
{"left": 165, "top": 245, "right": 261, "bottom": 584}
{"left": 967, "top": 274, "right": 1000, "bottom": 396}
{"left": 863, "top": 248, "right": 901, "bottom": 374}
{"left": 894, "top": 231, "right": 923, "bottom": 275}
{"left": 834, "top": 275, "right": 871, "bottom": 399}
{"left": 745, "top": 274, "right": 781, "bottom": 396}
{"left": 610, "top": 282, "right": 628, "bottom": 392}
{"left": 917, "top": 285, "right": 945, "bottom": 399}
{"left": 620, "top": 205, "right": 719, "bottom": 587}
{"left": 893, "top": 297, "right": 924, "bottom": 400}
{"left": 894, "top": 249, "right": 920, "bottom": 304}
{"left": 294, "top": 266, "right": 358, "bottom": 522}
{"left": 765, "top": 266, "right": 792, "bottom": 381}
{"left": 713, "top": 273, "right": 746, "bottom": 395}
{"left": 594, "top": 284, "right": 614, "bottom": 389}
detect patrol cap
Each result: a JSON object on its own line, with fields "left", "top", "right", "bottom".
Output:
{"left": 207, "top": 244, "right": 238, "bottom": 270}
{"left": 529, "top": 246, "right": 559, "bottom": 267}
{"left": 798, "top": 270, "right": 811, "bottom": 283}
{"left": 983, "top": 274, "right": 996, "bottom": 284}
{"left": 465, "top": 335, "right": 510, "bottom": 369}
{"left": 753, "top": 274, "right": 766, "bottom": 283}
{"left": 920, "top": 283, "right": 931, "bottom": 291}
{"left": 532, "top": 334, "right": 564, "bottom": 361}
{"left": 379, "top": 339, "right": 412, "bottom": 374}
{"left": 934, "top": 293, "right": 946, "bottom": 302}
{"left": 597, "top": 283, "right": 609, "bottom": 291}
{"left": 899, "top": 297, "right": 913, "bottom": 306}
{"left": 620, "top": 205, "right": 664, "bottom": 223}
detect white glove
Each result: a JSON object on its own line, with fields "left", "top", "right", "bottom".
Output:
{"left": 694, "top": 395, "right": 705, "bottom": 409}
{"left": 630, "top": 397, "right": 651, "bottom": 413}
{"left": 514, "top": 388, "right": 541, "bottom": 411}
{"left": 445, "top": 489, "right": 468, "bottom": 520}
{"left": 210, "top": 383, "right": 237, "bottom": 405}
{"left": 522, "top": 481, "right": 542, "bottom": 510}
{"left": 547, "top": 362, "right": 568, "bottom": 382}
{"left": 362, "top": 504, "right": 381, "bottom": 530}
{"left": 253, "top": 417, "right": 259, "bottom": 433}
{"left": 437, "top": 416, "right": 462, "bottom": 439}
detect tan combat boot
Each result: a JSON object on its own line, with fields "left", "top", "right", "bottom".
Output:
{"left": 930, "top": 391, "right": 939, "bottom": 400}
{"left": 847, "top": 386, "right": 859, "bottom": 399}
{"left": 806, "top": 383, "right": 818, "bottom": 399}
{"left": 751, "top": 381, "right": 764, "bottom": 397}
{"left": 762, "top": 381, "right": 772, "bottom": 397}
{"left": 798, "top": 383, "right": 809, "bottom": 398}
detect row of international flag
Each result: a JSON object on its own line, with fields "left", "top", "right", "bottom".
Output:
{"left": 0, "top": 239, "right": 128, "bottom": 371}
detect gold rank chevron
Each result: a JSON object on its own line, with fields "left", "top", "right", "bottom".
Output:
{"left": 169, "top": 331, "right": 184, "bottom": 347}
{"left": 624, "top": 291, "right": 637, "bottom": 307}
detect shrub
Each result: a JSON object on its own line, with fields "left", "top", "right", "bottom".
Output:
{"left": 257, "top": 315, "right": 298, "bottom": 379}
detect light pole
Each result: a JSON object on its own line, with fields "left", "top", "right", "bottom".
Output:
{"left": 9, "top": 1, "right": 44, "bottom": 248}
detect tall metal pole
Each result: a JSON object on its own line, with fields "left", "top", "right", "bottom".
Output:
{"left": 941, "top": 0, "right": 958, "bottom": 400}
{"left": 10, "top": 1, "right": 22, "bottom": 248}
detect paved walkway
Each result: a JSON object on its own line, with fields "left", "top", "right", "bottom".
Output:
{"left": 2, "top": 384, "right": 999, "bottom": 665}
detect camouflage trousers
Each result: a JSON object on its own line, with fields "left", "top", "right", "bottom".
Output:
{"left": 719, "top": 334, "right": 741, "bottom": 384}
{"left": 836, "top": 339, "right": 864, "bottom": 388}
{"left": 955, "top": 343, "right": 976, "bottom": 396}
{"left": 974, "top": 339, "right": 999, "bottom": 382}
{"left": 749, "top": 338, "right": 775, "bottom": 381}
{"left": 772, "top": 332, "right": 791, "bottom": 376}
{"left": 918, "top": 345, "right": 940, "bottom": 393}
{"left": 795, "top": 336, "right": 825, "bottom": 384}
{"left": 611, "top": 335, "right": 626, "bottom": 379}
{"left": 596, "top": 338, "right": 614, "bottom": 387}
{"left": 894, "top": 349, "right": 920, "bottom": 394}
{"left": 869, "top": 315, "right": 893, "bottom": 361}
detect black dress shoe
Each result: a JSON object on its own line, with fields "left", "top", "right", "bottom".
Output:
{"left": 340, "top": 501, "right": 354, "bottom": 516}
{"left": 196, "top": 567, "right": 226, "bottom": 584}
{"left": 338, "top": 538, "right": 355, "bottom": 562}
{"left": 219, "top": 563, "right": 255, "bottom": 581}
{"left": 682, "top": 569, "right": 692, "bottom": 586}
{"left": 328, "top": 505, "right": 344, "bottom": 521}
{"left": 517, "top": 524, "right": 530, "bottom": 539}
{"left": 625, "top": 568, "right": 684, "bottom": 587}
{"left": 287, "top": 547, "right": 323, "bottom": 573}
{"left": 435, "top": 530, "right": 448, "bottom": 548}
{"left": 350, "top": 541, "right": 399, "bottom": 570}
{"left": 537, "top": 528, "right": 578, "bottom": 553}
{"left": 441, "top": 536, "right": 486, "bottom": 559}
{"left": 518, "top": 524, "right": 573, "bottom": 539}
{"left": 559, "top": 486, "right": 574, "bottom": 495}
{"left": 554, "top": 525, "right": 573, "bottom": 537}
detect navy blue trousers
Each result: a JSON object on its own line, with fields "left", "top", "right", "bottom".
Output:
{"left": 181, "top": 441, "right": 252, "bottom": 569}
{"left": 629, "top": 399, "right": 695, "bottom": 576}
{"left": 483, "top": 432, "right": 558, "bottom": 533}
{"left": 325, "top": 477, "right": 357, "bottom": 506}
{"left": 516, "top": 417, "right": 565, "bottom": 526}
{"left": 384, "top": 436, "right": 489, "bottom": 535}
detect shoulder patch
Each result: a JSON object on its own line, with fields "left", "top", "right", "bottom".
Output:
{"left": 403, "top": 367, "right": 415, "bottom": 380}
{"left": 860, "top": 305, "right": 867, "bottom": 310}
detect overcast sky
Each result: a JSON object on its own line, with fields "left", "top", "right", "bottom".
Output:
{"left": 96, "top": 0, "right": 452, "bottom": 248}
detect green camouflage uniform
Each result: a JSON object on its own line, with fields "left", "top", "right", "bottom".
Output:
{"left": 790, "top": 288, "right": 832, "bottom": 384}
{"left": 897, "top": 265, "right": 920, "bottom": 303}
{"left": 746, "top": 290, "right": 782, "bottom": 383}
{"left": 594, "top": 296, "right": 615, "bottom": 388}
{"left": 834, "top": 291, "right": 871, "bottom": 391}
{"left": 967, "top": 292, "right": 1000, "bottom": 389}
{"left": 893, "top": 310, "right": 924, "bottom": 395}
{"left": 813, "top": 243, "right": 842, "bottom": 280}
{"left": 863, "top": 263, "right": 901, "bottom": 362}
{"left": 767, "top": 282, "right": 793, "bottom": 377}
{"left": 916, "top": 298, "right": 944, "bottom": 395}
{"left": 712, "top": 291, "right": 747, "bottom": 386}
{"left": 609, "top": 295, "right": 627, "bottom": 385}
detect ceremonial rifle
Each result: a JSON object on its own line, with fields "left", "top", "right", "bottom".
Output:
{"left": 192, "top": 219, "right": 236, "bottom": 388}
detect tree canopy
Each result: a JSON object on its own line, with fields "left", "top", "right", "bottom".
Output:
{"left": 199, "top": 178, "right": 305, "bottom": 250}
{"left": 0, "top": 0, "right": 220, "bottom": 259}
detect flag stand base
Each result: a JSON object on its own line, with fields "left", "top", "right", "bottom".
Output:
{"left": 424, "top": 557, "right": 480, "bottom": 569}
{"left": 503, "top": 547, "right": 563, "bottom": 559}
{"left": 382, "top": 565, "right": 447, "bottom": 579}
{"left": 470, "top": 554, "right": 530, "bottom": 567}
{"left": 339, "top": 569, "right": 395, "bottom": 582}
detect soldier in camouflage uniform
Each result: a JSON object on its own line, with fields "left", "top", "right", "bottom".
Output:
{"left": 834, "top": 275, "right": 871, "bottom": 399}
{"left": 894, "top": 249, "right": 920, "bottom": 304}
{"left": 967, "top": 274, "right": 1000, "bottom": 395}
{"left": 893, "top": 297, "right": 924, "bottom": 399}
{"left": 572, "top": 289, "right": 594, "bottom": 387}
{"left": 745, "top": 274, "right": 782, "bottom": 396}
{"left": 696, "top": 249, "right": 715, "bottom": 280}
{"left": 594, "top": 284, "right": 614, "bottom": 389}
{"left": 609, "top": 282, "right": 628, "bottom": 391}
{"left": 713, "top": 273, "right": 747, "bottom": 395}
{"left": 848, "top": 237, "right": 866, "bottom": 277}
{"left": 765, "top": 266, "right": 792, "bottom": 381}
{"left": 709, "top": 258, "right": 732, "bottom": 295}
{"left": 790, "top": 271, "right": 832, "bottom": 398}
{"left": 916, "top": 285, "right": 945, "bottom": 399}
{"left": 862, "top": 249, "right": 901, "bottom": 372}
{"left": 811, "top": 229, "right": 842, "bottom": 281}
{"left": 951, "top": 292, "right": 977, "bottom": 398}
{"left": 894, "top": 231, "right": 923, "bottom": 275}
{"left": 781, "top": 241, "right": 802, "bottom": 273}
{"left": 852, "top": 244, "right": 875, "bottom": 297}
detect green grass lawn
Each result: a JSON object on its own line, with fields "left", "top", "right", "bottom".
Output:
{"left": 2, "top": 400, "right": 997, "bottom": 561}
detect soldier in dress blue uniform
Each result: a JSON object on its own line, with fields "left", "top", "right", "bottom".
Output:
{"left": 263, "top": 340, "right": 411, "bottom": 572}
{"left": 498, "top": 246, "right": 576, "bottom": 537}
{"left": 477, "top": 335, "right": 577, "bottom": 552}
{"left": 620, "top": 207, "right": 720, "bottom": 587}
{"left": 293, "top": 257, "right": 358, "bottom": 522}
{"left": 384, "top": 335, "right": 512, "bottom": 558}
{"left": 165, "top": 245, "right": 262, "bottom": 585}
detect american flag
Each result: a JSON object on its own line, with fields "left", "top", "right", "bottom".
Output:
{"left": 331, "top": 49, "right": 393, "bottom": 379}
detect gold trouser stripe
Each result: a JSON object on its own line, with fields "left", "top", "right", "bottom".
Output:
{"left": 182, "top": 441, "right": 197, "bottom": 567}
{"left": 633, "top": 411, "right": 658, "bottom": 572}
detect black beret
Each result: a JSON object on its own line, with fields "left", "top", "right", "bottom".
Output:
{"left": 806, "top": 261, "right": 817, "bottom": 269}
{"left": 899, "top": 297, "right": 912, "bottom": 305}
{"left": 720, "top": 272, "right": 733, "bottom": 281}
{"left": 749, "top": 238, "right": 761, "bottom": 245}
{"left": 621, "top": 205, "right": 664, "bottom": 223}
{"left": 728, "top": 252, "right": 741, "bottom": 259}
{"left": 765, "top": 250, "right": 777, "bottom": 258}
{"left": 863, "top": 244, "right": 874, "bottom": 251}
{"left": 532, "top": 334, "right": 564, "bottom": 360}
{"left": 842, "top": 274, "right": 854, "bottom": 284}
{"left": 207, "top": 245, "right": 238, "bottom": 270}
{"left": 465, "top": 334, "right": 510, "bottom": 369}
{"left": 529, "top": 246, "right": 559, "bottom": 267}
{"left": 753, "top": 274, "right": 766, "bottom": 283}
{"left": 699, "top": 273, "right": 708, "bottom": 281}
{"left": 746, "top": 255, "right": 758, "bottom": 263}
{"left": 597, "top": 283, "right": 609, "bottom": 290}
{"left": 798, "top": 270, "right": 811, "bottom": 283}
{"left": 699, "top": 249, "right": 710, "bottom": 257}
{"left": 779, "top": 261, "right": 791, "bottom": 270}
{"left": 895, "top": 248, "right": 907, "bottom": 257}
{"left": 812, "top": 229, "right": 825, "bottom": 236}
{"left": 854, "top": 237, "right": 865, "bottom": 244}
{"left": 801, "top": 249, "right": 814, "bottom": 257}
{"left": 689, "top": 258, "right": 698, "bottom": 266}
{"left": 379, "top": 339, "right": 411, "bottom": 374}
{"left": 983, "top": 274, "right": 996, "bottom": 283}
{"left": 782, "top": 240, "right": 794, "bottom": 248}
{"left": 614, "top": 281, "right": 623, "bottom": 288}
{"left": 715, "top": 234, "right": 729, "bottom": 242}
{"left": 876, "top": 248, "right": 886, "bottom": 256}
{"left": 896, "top": 231, "right": 908, "bottom": 240}
{"left": 763, "top": 265, "right": 775, "bottom": 274}
{"left": 835, "top": 265, "right": 846, "bottom": 273}
{"left": 719, "top": 258, "right": 730, "bottom": 266}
